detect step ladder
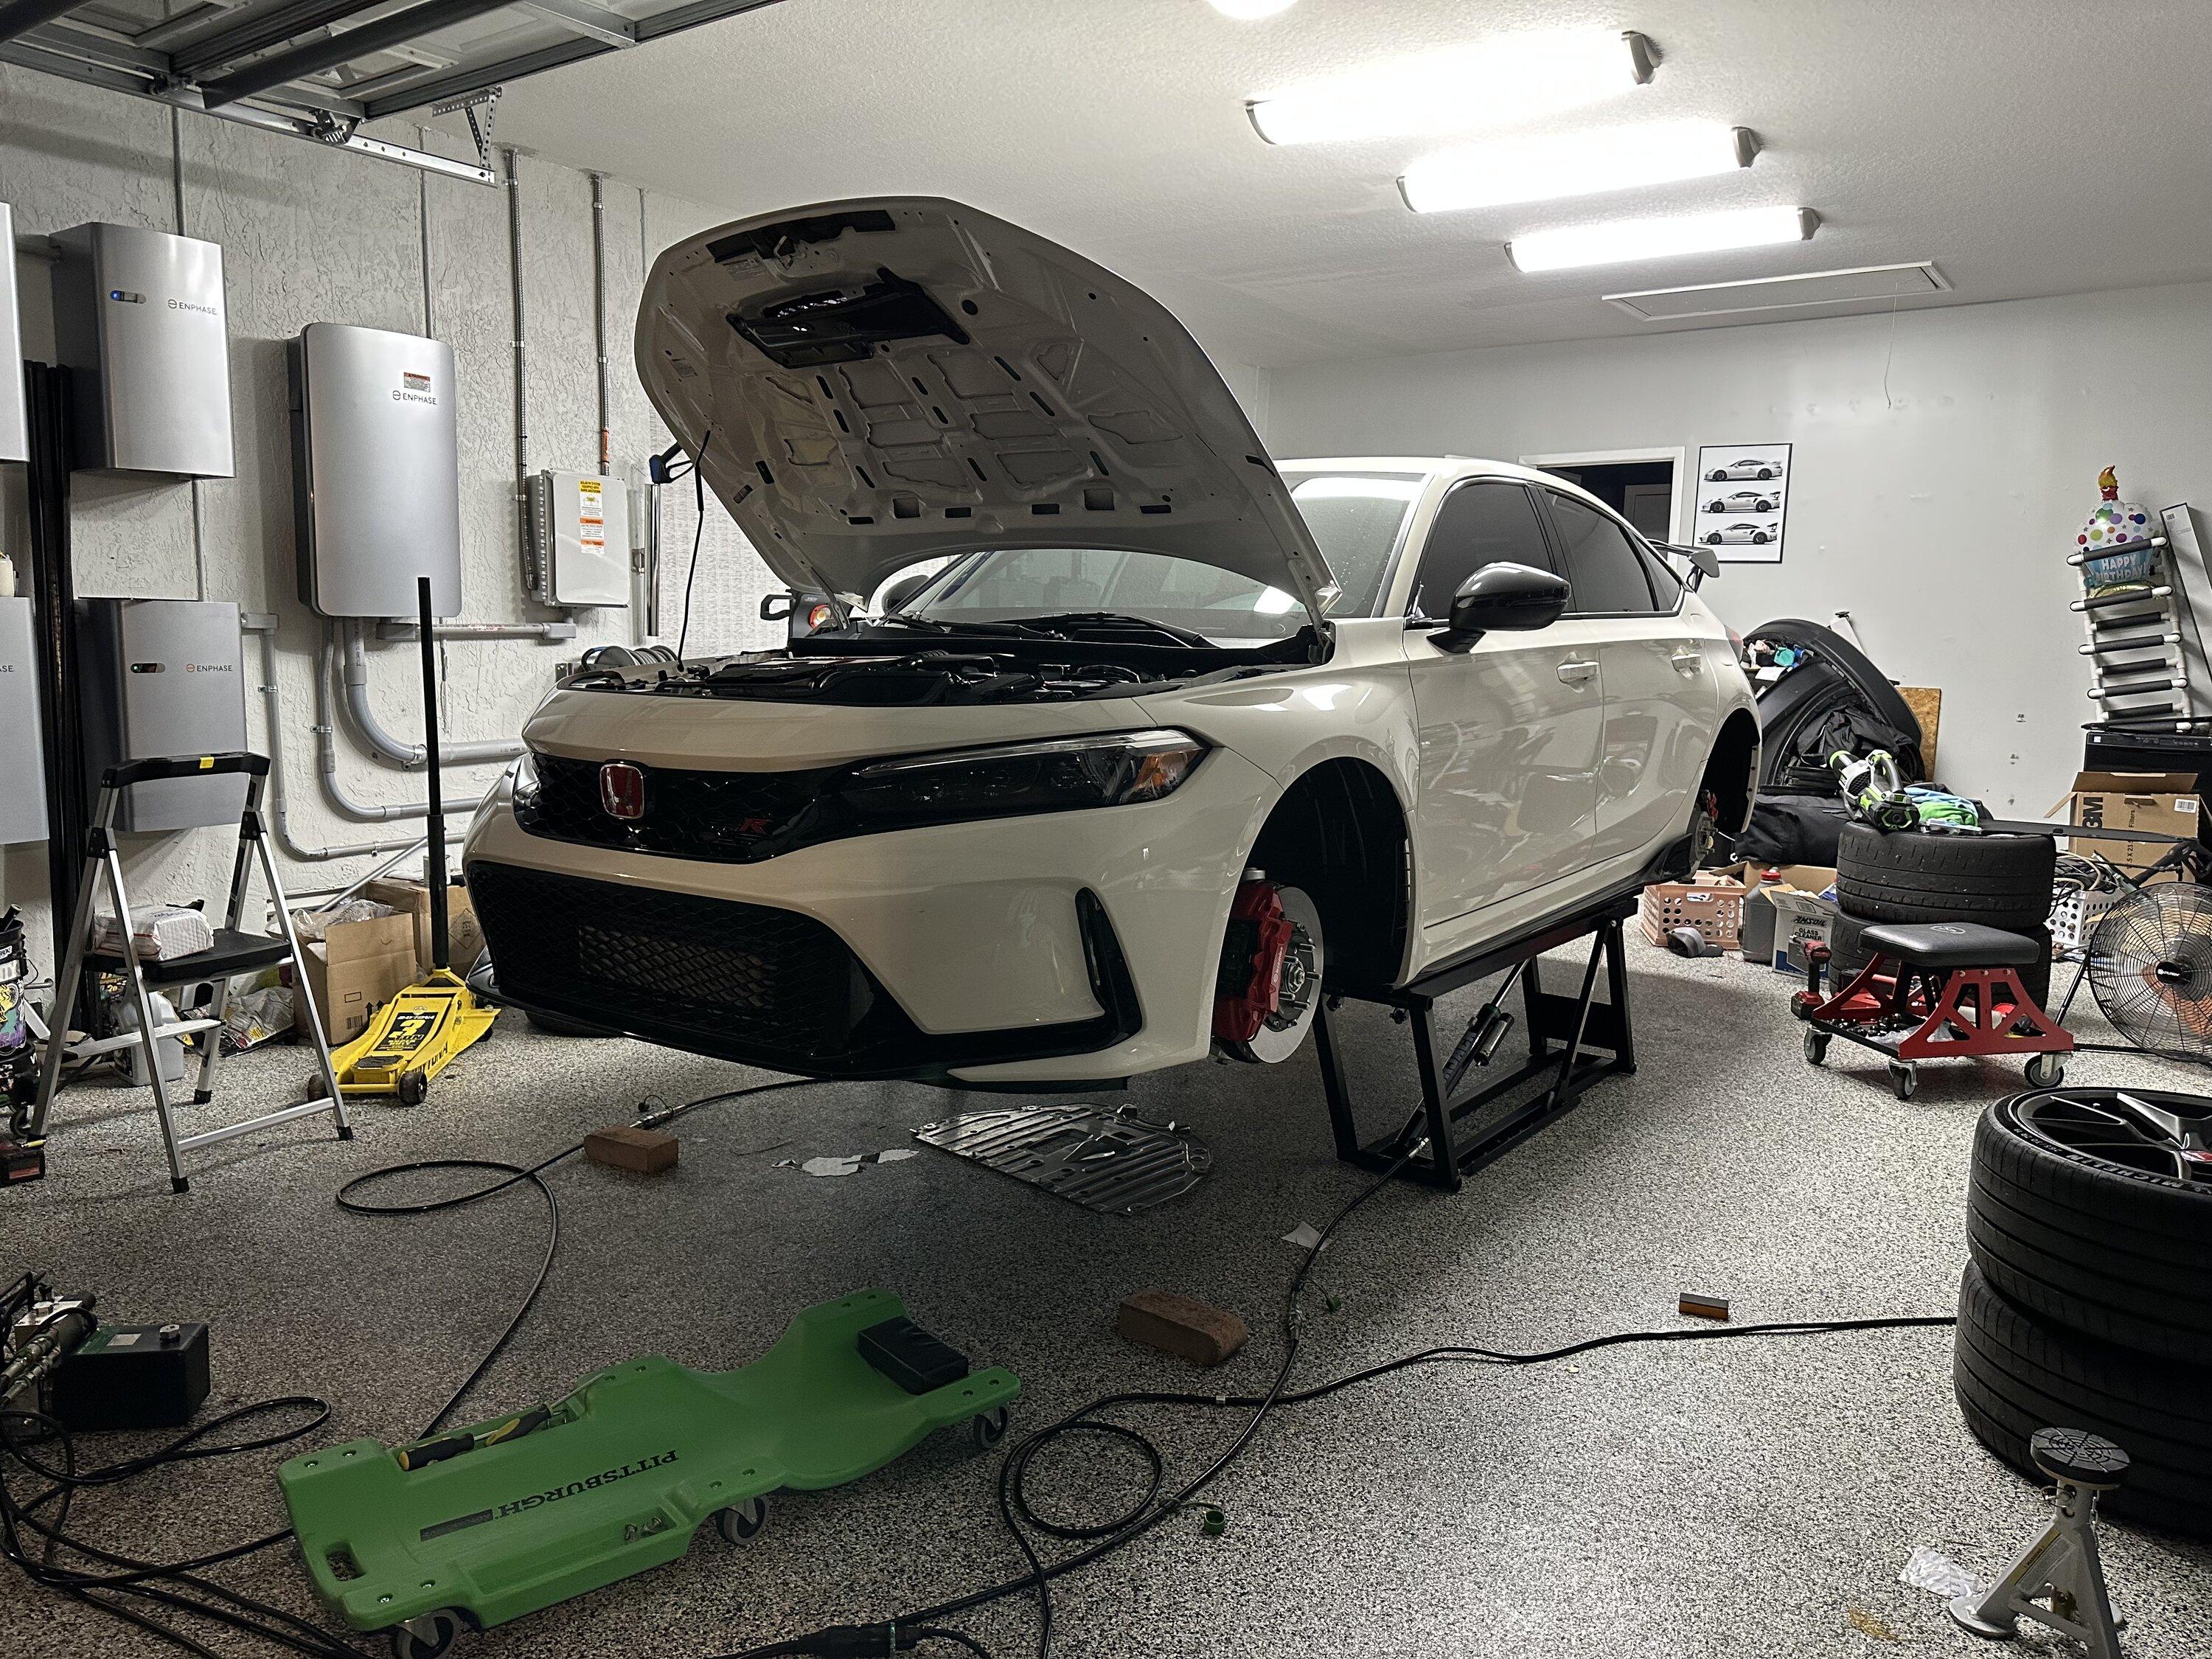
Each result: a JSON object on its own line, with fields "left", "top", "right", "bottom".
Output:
{"left": 2072, "top": 509, "right": 2205, "bottom": 728}
{"left": 21, "top": 753, "right": 350, "bottom": 1192}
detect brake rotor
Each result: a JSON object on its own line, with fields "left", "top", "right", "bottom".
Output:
{"left": 1213, "top": 878, "right": 1324, "bottom": 1065}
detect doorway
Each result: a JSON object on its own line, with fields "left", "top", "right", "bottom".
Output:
{"left": 1520, "top": 447, "right": 1686, "bottom": 543}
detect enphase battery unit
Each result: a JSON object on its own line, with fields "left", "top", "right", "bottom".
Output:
{"left": 75, "top": 599, "right": 248, "bottom": 832}
{"left": 50, "top": 222, "right": 234, "bottom": 477}
{"left": 1, "top": 204, "right": 26, "bottom": 464}
{"left": 291, "top": 322, "right": 462, "bottom": 619}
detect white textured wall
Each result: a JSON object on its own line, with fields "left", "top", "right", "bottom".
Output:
{"left": 0, "top": 70, "right": 740, "bottom": 975}
{"left": 1264, "top": 282, "right": 2212, "bottom": 817}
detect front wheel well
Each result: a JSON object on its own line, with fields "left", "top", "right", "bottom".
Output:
{"left": 1246, "top": 759, "right": 1409, "bottom": 992}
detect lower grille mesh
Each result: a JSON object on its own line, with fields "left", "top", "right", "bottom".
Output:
{"left": 469, "top": 861, "right": 869, "bottom": 1059}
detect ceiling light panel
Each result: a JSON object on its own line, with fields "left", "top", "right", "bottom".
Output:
{"left": 1508, "top": 206, "right": 1818, "bottom": 273}
{"left": 1248, "top": 29, "right": 1654, "bottom": 147}
{"left": 1401, "top": 122, "right": 1756, "bottom": 215}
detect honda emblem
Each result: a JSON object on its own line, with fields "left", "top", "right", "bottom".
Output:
{"left": 599, "top": 761, "right": 646, "bottom": 821}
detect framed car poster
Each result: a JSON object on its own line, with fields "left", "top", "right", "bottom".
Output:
{"left": 1694, "top": 442, "right": 1791, "bottom": 563}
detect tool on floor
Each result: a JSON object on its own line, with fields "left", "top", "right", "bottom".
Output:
{"left": 1793, "top": 921, "right": 2073, "bottom": 1100}
{"left": 330, "top": 577, "right": 495, "bottom": 1106}
{"left": 2, "top": 1275, "right": 212, "bottom": 1430}
{"left": 279, "top": 1290, "right": 1017, "bottom": 1658}
{"left": 17, "top": 753, "right": 351, "bottom": 1192}
{"left": 1947, "top": 1426, "right": 2127, "bottom": 1659}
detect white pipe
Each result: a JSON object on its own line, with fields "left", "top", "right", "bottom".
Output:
{"left": 243, "top": 616, "right": 467, "bottom": 863}
{"left": 336, "top": 622, "right": 525, "bottom": 769}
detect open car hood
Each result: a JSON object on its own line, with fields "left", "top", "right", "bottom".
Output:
{"left": 636, "top": 198, "right": 1338, "bottom": 625}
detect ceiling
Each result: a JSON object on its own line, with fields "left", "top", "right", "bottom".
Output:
{"left": 481, "top": 0, "right": 2212, "bottom": 369}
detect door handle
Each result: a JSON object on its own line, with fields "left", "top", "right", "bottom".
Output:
{"left": 1671, "top": 649, "right": 1705, "bottom": 672}
{"left": 1557, "top": 660, "right": 1599, "bottom": 685}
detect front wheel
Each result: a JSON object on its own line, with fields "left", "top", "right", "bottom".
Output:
{"left": 1214, "top": 880, "right": 1325, "bottom": 1065}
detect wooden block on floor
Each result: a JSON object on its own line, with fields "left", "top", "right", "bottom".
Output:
{"left": 1116, "top": 1287, "right": 1248, "bottom": 1367}
{"left": 585, "top": 1125, "right": 678, "bottom": 1175}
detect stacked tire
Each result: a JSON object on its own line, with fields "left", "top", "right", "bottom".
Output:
{"left": 1956, "top": 1089, "right": 2212, "bottom": 1535}
{"left": 1826, "top": 825, "right": 2057, "bottom": 1012}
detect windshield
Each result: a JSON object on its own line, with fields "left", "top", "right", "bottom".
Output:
{"left": 895, "top": 469, "right": 1425, "bottom": 641}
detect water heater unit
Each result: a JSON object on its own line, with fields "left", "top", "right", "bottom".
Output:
{"left": 76, "top": 599, "right": 248, "bottom": 832}
{"left": 292, "top": 321, "right": 462, "bottom": 619}
{"left": 51, "top": 223, "right": 234, "bottom": 478}
{"left": 0, "top": 204, "right": 26, "bottom": 465}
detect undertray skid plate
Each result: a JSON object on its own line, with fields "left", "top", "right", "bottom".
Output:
{"left": 913, "top": 1103, "right": 1210, "bottom": 1215}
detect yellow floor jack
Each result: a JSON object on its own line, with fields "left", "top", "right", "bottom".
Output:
{"left": 333, "top": 577, "right": 496, "bottom": 1107}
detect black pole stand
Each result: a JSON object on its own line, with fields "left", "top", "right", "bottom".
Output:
{"left": 23, "top": 364, "right": 88, "bottom": 1021}
{"left": 1312, "top": 889, "right": 1639, "bottom": 1194}
{"left": 414, "top": 576, "right": 449, "bottom": 975}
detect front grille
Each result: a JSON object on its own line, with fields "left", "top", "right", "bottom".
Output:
{"left": 518, "top": 754, "right": 835, "bottom": 863}
{"left": 470, "top": 861, "right": 874, "bottom": 1060}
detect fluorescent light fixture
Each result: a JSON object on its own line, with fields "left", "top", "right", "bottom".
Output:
{"left": 1206, "top": 0, "right": 1296, "bottom": 16}
{"left": 1401, "top": 122, "right": 1757, "bottom": 215}
{"left": 1507, "top": 206, "right": 1818, "bottom": 273}
{"left": 1248, "top": 29, "right": 1654, "bottom": 147}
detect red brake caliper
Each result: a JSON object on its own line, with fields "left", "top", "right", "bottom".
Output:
{"left": 1213, "top": 879, "right": 1294, "bottom": 1046}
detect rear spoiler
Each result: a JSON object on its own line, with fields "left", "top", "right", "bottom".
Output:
{"left": 1652, "top": 540, "right": 1721, "bottom": 591}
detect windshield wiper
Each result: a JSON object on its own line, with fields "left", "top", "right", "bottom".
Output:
{"left": 869, "top": 613, "right": 1054, "bottom": 639}
{"left": 1018, "top": 612, "right": 1216, "bottom": 647}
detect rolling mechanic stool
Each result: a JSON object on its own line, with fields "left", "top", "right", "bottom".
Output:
{"left": 1793, "top": 921, "right": 2073, "bottom": 1100}
{"left": 1948, "top": 1427, "right": 2129, "bottom": 1659}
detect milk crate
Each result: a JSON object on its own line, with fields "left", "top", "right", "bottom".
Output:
{"left": 2049, "top": 883, "right": 2123, "bottom": 953}
{"left": 1639, "top": 870, "right": 1750, "bottom": 950}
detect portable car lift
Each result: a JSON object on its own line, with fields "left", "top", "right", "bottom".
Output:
{"left": 1314, "top": 888, "right": 1637, "bottom": 1193}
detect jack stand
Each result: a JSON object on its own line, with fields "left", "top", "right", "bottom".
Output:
{"left": 1949, "top": 1427, "right": 2129, "bottom": 1659}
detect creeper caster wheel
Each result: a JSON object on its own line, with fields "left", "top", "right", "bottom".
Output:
{"left": 971, "top": 1407, "right": 1009, "bottom": 1451}
{"left": 1889, "top": 1060, "right": 1918, "bottom": 1101}
{"left": 389, "top": 1609, "right": 464, "bottom": 1659}
{"left": 1803, "top": 1030, "right": 1829, "bottom": 1066}
{"left": 714, "top": 1495, "right": 766, "bottom": 1543}
{"left": 2025, "top": 1053, "right": 2066, "bottom": 1088}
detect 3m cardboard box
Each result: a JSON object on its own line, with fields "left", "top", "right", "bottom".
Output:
{"left": 2055, "top": 772, "right": 2199, "bottom": 868}
{"left": 299, "top": 911, "right": 417, "bottom": 1045}
{"left": 363, "top": 877, "right": 482, "bottom": 975}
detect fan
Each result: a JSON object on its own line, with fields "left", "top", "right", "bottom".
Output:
{"left": 2087, "top": 883, "right": 2212, "bottom": 1061}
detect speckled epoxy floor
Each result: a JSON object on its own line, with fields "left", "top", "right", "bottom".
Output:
{"left": 6, "top": 937, "right": 2210, "bottom": 1659}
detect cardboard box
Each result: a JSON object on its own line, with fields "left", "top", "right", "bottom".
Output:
{"left": 1767, "top": 886, "right": 1840, "bottom": 975}
{"left": 299, "top": 911, "right": 417, "bottom": 1046}
{"left": 1739, "top": 866, "right": 1837, "bottom": 966}
{"left": 363, "top": 877, "right": 483, "bottom": 976}
{"left": 2054, "top": 772, "right": 2199, "bottom": 869}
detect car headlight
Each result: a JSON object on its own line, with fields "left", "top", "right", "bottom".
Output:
{"left": 510, "top": 749, "right": 541, "bottom": 809}
{"left": 841, "top": 729, "right": 1208, "bottom": 826}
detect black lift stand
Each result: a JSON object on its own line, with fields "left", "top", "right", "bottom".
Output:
{"left": 1313, "top": 892, "right": 1638, "bottom": 1193}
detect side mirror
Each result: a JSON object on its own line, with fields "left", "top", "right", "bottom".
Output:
{"left": 877, "top": 570, "right": 934, "bottom": 616}
{"left": 1441, "top": 562, "right": 1569, "bottom": 650}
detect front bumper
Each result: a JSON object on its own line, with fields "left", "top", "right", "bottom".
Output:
{"left": 462, "top": 744, "right": 1274, "bottom": 1085}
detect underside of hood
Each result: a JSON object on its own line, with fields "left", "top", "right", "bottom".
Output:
{"left": 636, "top": 198, "right": 1338, "bottom": 624}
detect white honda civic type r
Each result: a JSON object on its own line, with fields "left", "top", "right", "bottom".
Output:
{"left": 464, "top": 198, "right": 1759, "bottom": 1089}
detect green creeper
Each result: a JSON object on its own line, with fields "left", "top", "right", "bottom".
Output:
{"left": 279, "top": 1290, "right": 1018, "bottom": 1644}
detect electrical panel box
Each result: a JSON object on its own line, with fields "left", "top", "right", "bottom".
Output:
{"left": 528, "top": 470, "right": 632, "bottom": 608}
{"left": 50, "top": 223, "right": 233, "bottom": 479}
{"left": 0, "top": 598, "right": 49, "bottom": 844}
{"left": 0, "top": 204, "right": 26, "bottom": 465}
{"left": 75, "top": 599, "right": 248, "bottom": 832}
{"left": 291, "top": 321, "right": 461, "bottom": 619}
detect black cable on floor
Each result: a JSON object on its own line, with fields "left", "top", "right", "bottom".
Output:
{"left": 714, "top": 1138, "right": 1958, "bottom": 1659}
{"left": 4, "top": 1073, "right": 821, "bottom": 1656}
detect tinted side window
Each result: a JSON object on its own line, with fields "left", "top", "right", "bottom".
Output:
{"left": 1640, "top": 543, "right": 1684, "bottom": 608}
{"left": 1545, "top": 491, "right": 1658, "bottom": 613}
{"left": 1405, "top": 481, "right": 1553, "bottom": 619}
